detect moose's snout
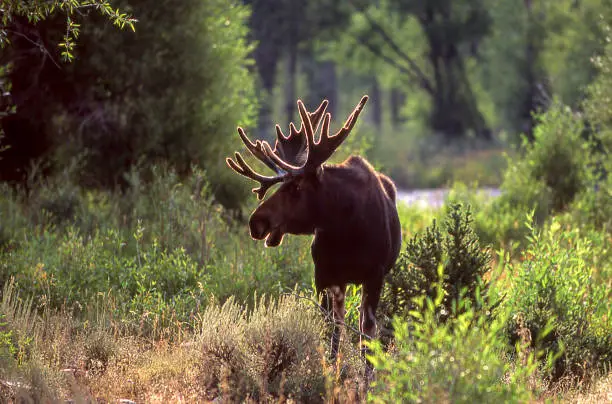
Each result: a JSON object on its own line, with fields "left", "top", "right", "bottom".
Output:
{"left": 249, "top": 214, "right": 270, "bottom": 240}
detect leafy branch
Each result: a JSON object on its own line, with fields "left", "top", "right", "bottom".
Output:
{"left": 0, "top": 0, "right": 137, "bottom": 61}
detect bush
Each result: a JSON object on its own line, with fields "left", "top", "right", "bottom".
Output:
{"left": 571, "top": 30, "right": 612, "bottom": 232}
{"left": 583, "top": 26, "right": 612, "bottom": 157}
{"left": 567, "top": 166, "right": 612, "bottom": 231}
{"left": 380, "top": 203, "right": 491, "bottom": 323}
{"left": 476, "top": 102, "right": 599, "bottom": 250}
{"left": 496, "top": 103, "right": 591, "bottom": 221}
{"left": 503, "top": 218, "right": 612, "bottom": 381}
{"left": 197, "top": 294, "right": 327, "bottom": 402}
{"left": 369, "top": 292, "right": 535, "bottom": 403}
{"left": 0, "top": 165, "right": 316, "bottom": 325}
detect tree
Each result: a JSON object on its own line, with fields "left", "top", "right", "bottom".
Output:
{"left": 247, "top": 0, "right": 351, "bottom": 138}
{"left": 479, "top": 0, "right": 548, "bottom": 141}
{"left": 0, "top": 0, "right": 135, "bottom": 165}
{"left": 326, "top": 0, "right": 492, "bottom": 140}
{"left": 480, "top": 0, "right": 612, "bottom": 141}
{"left": 541, "top": 0, "right": 612, "bottom": 108}
{"left": 0, "top": 0, "right": 257, "bottom": 208}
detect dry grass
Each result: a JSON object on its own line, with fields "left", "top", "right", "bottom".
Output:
{"left": 0, "top": 301, "right": 610, "bottom": 403}
{"left": 535, "top": 373, "right": 612, "bottom": 404}
{"left": 0, "top": 288, "right": 374, "bottom": 403}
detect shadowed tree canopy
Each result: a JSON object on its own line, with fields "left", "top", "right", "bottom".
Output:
{"left": 0, "top": 0, "right": 256, "bottom": 209}
{"left": 0, "top": 0, "right": 136, "bottom": 181}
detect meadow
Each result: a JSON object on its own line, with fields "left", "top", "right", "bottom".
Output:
{"left": 0, "top": 98, "right": 610, "bottom": 402}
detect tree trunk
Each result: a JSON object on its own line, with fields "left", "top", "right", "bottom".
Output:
{"left": 302, "top": 48, "right": 338, "bottom": 116}
{"left": 370, "top": 77, "right": 382, "bottom": 130}
{"left": 419, "top": 6, "right": 490, "bottom": 140}
{"left": 390, "top": 88, "right": 406, "bottom": 128}
{"left": 284, "top": 40, "right": 298, "bottom": 124}
{"left": 522, "top": 0, "right": 539, "bottom": 142}
{"left": 317, "top": 60, "right": 337, "bottom": 116}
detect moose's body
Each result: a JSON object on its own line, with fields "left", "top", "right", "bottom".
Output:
{"left": 308, "top": 156, "right": 401, "bottom": 371}
{"left": 310, "top": 156, "right": 401, "bottom": 289}
{"left": 227, "top": 96, "right": 401, "bottom": 379}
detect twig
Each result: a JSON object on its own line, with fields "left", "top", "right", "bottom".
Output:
{"left": 353, "top": 34, "right": 415, "bottom": 88}
{"left": 348, "top": 0, "right": 434, "bottom": 94}
{"left": 5, "top": 28, "right": 61, "bottom": 69}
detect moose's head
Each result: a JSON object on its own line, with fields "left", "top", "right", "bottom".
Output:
{"left": 226, "top": 96, "right": 368, "bottom": 247}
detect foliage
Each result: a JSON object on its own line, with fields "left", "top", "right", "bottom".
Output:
{"left": 503, "top": 219, "right": 612, "bottom": 380}
{"left": 380, "top": 203, "right": 491, "bottom": 323}
{"left": 567, "top": 26, "right": 612, "bottom": 232}
{"left": 506, "top": 104, "right": 590, "bottom": 214}
{"left": 369, "top": 290, "right": 535, "bottom": 403}
{"left": 1, "top": 2, "right": 612, "bottom": 400}
{"left": 380, "top": 133, "right": 508, "bottom": 190}
{"left": 541, "top": 0, "right": 612, "bottom": 108}
{"left": 476, "top": 103, "right": 592, "bottom": 250}
{"left": 0, "top": 159, "right": 610, "bottom": 400}
{"left": 583, "top": 24, "right": 612, "bottom": 152}
{"left": 1, "top": 0, "right": 256, "bottom": 209}
{"left": 0, "top": 165, "right": 313, "bottom": 327}
{"left": 479, "top": 0, "right": 548, "bottom": 138}
{"left": 0, "top": 0, "right": 136, "bottom": 61}
{"left": 567, "top": 169, "right": 612, "bottom": 232}
{"left": 61, "top": 0, "right": 256, "bottom": 206}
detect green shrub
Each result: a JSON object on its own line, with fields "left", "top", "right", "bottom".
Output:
{"left": 380, "top": 203, "right": 491, "bottom": 323}
{"left": 0, "top": 164, "right": 317, "bottom": 323}
{"left": 503, "top": 218, "right": 612, "bottom": 381}
{"left": 571, "top": 31, "right": 612, "bottom": 232}
{"left": 0, "top": 183, "right": 27, "bottom": 251}
{"left": 583, "top": 26, "right": 612, "bottom": 157}
{"left": 369, "top": 291, "right": 535, "bottom": 403}
{"left": 0, "top": 313, "right": 17, "bottom": 373}
{"left": 567, "top": 165, "right": 612, "bottom": 232}
{"left": 474, "top": 102, "right": 599, "bottom": 250}
{"left": 5, "top": 0, "right": 257, "bottom": 209}
{"left": 496, "top": 103, "right": 591, "bottom": 222}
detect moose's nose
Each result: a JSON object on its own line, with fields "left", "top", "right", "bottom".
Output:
{"left": 249, "top": 215, "right": 270, "bottom": 240}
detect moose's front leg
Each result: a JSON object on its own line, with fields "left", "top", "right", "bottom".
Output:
{"left": 326, "top": 285, "right": 346, "bottom": 362}
{"left": 360, "top": 280, "right": 382, "bottom": 380}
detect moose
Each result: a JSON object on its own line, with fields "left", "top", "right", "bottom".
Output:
{"left": 226, "top": 96, "right": 401, "bottom": 377}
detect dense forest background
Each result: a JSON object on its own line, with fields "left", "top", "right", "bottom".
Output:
{"left": 2, "top": 0, "right": 610, "bottom": 203}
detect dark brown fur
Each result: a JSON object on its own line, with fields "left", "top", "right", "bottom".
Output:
{"left": 228, "top": 97, "right": 402, "bottom": 379}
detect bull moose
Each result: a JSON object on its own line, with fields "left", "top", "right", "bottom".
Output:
{"left": 226, "top": 96, "right": 402, "bottom": 377}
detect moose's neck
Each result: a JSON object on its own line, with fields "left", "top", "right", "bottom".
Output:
{"left": 314, "top": 157, "right": 380, "bottom": 235}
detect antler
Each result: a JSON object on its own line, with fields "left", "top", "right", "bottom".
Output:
{"left": 263, "top": 95, "right": 369, "bottom": 175}
{"left": 272, "top": 99, "right": 329, "bottom": 166}
{"left": 237, "top": 127, "right": 283, "bottom": 175}
{"left": 226, "top": 100, "right": 331, "bottom": 200}
{"left": 227, "top": 96, "right": 367, "bottom": 198}
{"left": 226, "top": 127, "right": 285, "bottom": 200}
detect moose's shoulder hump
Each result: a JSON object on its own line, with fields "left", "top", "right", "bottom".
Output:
{"left": 344, "top": 155, "right": 374, "bottom": 171}
{"left": 331, "top": 155, "right": 378, "bottom": 184}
